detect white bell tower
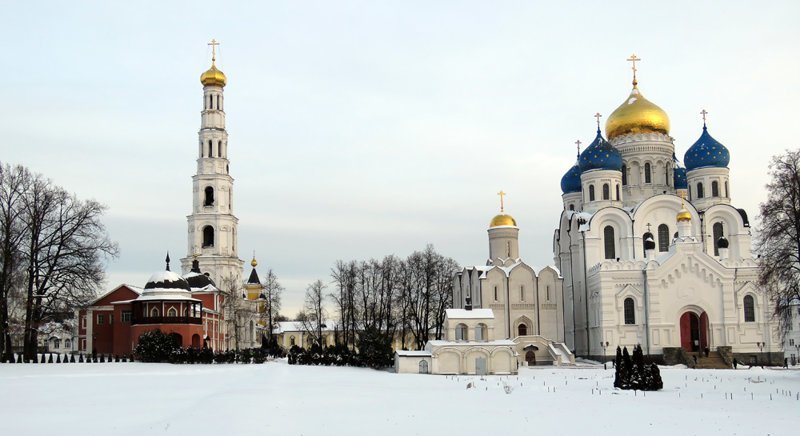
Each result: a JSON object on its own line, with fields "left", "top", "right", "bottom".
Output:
{"left": 181, "top": 40, "right": 243, "bottom": 288}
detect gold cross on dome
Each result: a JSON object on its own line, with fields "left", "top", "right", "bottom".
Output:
{"left": 627, "top": 54, "right": 641, "bottom": 85}
{"left": 208, "top": 39, "right": 220, "bottom": 63}
{"left": 575, "top": 139, "right": 582, "bottom": 155}
{"left": 594, "top": 112, "right": 602, "bottom": 130}
{"left": 700, "top": 109, "right": 708, "bottom": 125}
{"left": 497, "top": 190, "right": 507, "bottom": 213}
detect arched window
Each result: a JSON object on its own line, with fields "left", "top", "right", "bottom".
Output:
{"left": 697, "top": 182, "right": 704, "bottom": 198}
{"left": 150, "top": 307, "right": 160, "bottom": 317}
{"left": 666, "top": 165, "right": 670, "bottom": 186}
{"left": 713, "top": 222, "right": 724, "bottom": 256}
{"left": 167, "top": 307, "right": 177, "bottom": 317}
{"left": 589, "top": 185, "right": 595, "bottom": 201}
{"left": 455, "top": 323, "right": 468, "bottom": 341}
{"left": 602, "top": 184, "right": 610, "bottom": 200}
{"left": 419, "top": 360, "right": 429, "bottom": 374}
{"left": 615, "top": 184, "right": 620, "bottom": 201}
{"left": 603, "top": 226, "right": 616, "bottom": 259}
{"left": 712, "top": 181, "right": 719, "bottom": 197}
{"left": 518, "top": 323, "right": 528, "bottom": 336}
{"left": 569, "top": 204, "right": 574, "bottom": 211}
{"left": 621, "top": 164, "right": 627, "bottom": 185}
{"left": 743, "top": 295, "right": 755, "bottom": 322}
{"left": 493, "top": 286, "right": 498, "bottom": 301}
{"left": 204, "top": 187, "right": 214, "bottom": 206}
{"left": 64, "top": 339, "right": 71, "bottom": 349}
{"left": 202, "top": 226, "right": 215, "bottom": 247}
{"left": 53, "top": 338, "right": 60, "bottom": 349}
{"left": 475, "top": 323, "right": 487, "bottom": 341}
{"left": 624, "top": 298, "right": 635, "bottom": 324}
{"left": 725, "top": 181, "right": 729, "bottom": 197}
{"left": 218, "top": 140, "right": 223, "bottom": 157}
{"left": 216, "top": 95, "right": 220, "bottom": 111}
{"left": 642, "top": 232, "right": 654, "bottom": 256}
{"left": 658, "top": 224, "right": 669, "bottom": 252}
{"left": 208, "top": 95, "right": 212, "bottom": 110}
{"left": 644, "top": 163, "right": 652, "bottom": 184}
{"left": 207, "top": 140, "right": 213, "bottom": 158}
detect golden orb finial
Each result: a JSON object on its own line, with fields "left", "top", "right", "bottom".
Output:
{"left": 676, "top": 191, "right": 692, "bottom": 222}
{"left": 251, "top": 252, "right": 258, "bottom": 268}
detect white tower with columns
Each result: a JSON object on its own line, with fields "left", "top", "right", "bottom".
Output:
{"left": 181, "top": 40, "right": 243, "bottom": 287}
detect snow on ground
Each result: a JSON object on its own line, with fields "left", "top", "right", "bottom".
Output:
{"left": 0, "top": 361, "right": 798, "bottom": 435}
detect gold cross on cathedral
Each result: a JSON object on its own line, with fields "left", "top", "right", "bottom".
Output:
{"left": 627, "top": 53, "right": 641, "bottom": 85}
{"left": 208, "top": 39, "right": 220, "bottom": 63}
{"left": 575, "top": 139, "right": 582, "bottom": 155}
{"left": 594, "top": 112, "right": 602, "bottom": 130}
{"left": 497, "top": 190, "right": 507, "bottom": 213}
{"left": 700, "top": 109, "right": 708, "bottom": 126}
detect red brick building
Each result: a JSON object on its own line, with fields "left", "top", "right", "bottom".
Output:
{"left": 78, "top": 260, "right": 226, "bottom": 356}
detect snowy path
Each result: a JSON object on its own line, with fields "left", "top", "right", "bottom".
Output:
{"left": 0, "top": 362, "right": 797, "bottom": 435}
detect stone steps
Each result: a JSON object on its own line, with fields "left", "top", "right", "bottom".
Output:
{"left": 693, "top": 351, "right": 730, "bottom": 369}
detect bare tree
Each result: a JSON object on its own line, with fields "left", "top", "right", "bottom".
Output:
{"left": 18, "top": 171, "right": 117, "bottom": 359}
{"left": 301, "top": 279, "right": 327, "bottom": 348}
{"left": 0, "top": 164, "right": 29, "bottom": 360}
{"left": 260, "top": 268, "right": 283, "bottom": 346}
{"left": 756, "top": 149, "right": 800, "bottom": 336}
{"left": 219, "top": 274, "right": 256, "bottom": 351}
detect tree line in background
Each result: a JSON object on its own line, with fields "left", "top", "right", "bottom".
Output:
{"left": 287, "top": 245, "right": 458, "bottom": 368}
{"left": 0, "top": 163, "right": 117, "bottom": 361}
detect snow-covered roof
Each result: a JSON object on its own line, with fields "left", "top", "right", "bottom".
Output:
{"left": 89, "top": 284, "right": 143, "bottom": 305}
{"left": 445, "top": 308, "right": 494, "bottom": 319}
{"left": 427, "top": 339, "right": 516, "bottom": 347}
{"left": 273, "top": 320, "right": 338, "bottom": 334}
{"left": 395, "top": 350, "right": 432, "bottom": 357}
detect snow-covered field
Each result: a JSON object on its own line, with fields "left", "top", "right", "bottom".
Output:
{"left": 0, "top": 361, "right": 797, "bottom": 435}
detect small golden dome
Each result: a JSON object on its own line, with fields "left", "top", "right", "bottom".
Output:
{"left": 490, "top": 213, "right": 517, "bottom": 228}
{"left": 676, "top": 208, "right": 692, "bottom": 222}
{"left": 605, "top": 86, "right": 670, "bottom": 140}
{"left": 200, "top": 63, "right": 226, "bottom": 87}
{"left": 250, "top": 257, "right": 258, "bottom": 268}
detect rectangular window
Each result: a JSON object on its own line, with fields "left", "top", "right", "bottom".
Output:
{"left": 790, "top": 339, "right": 795, "bottom": 346}
{"left": 121, "top": 311, "right": 131, "bottom": 323}
{"left": 81, "top": 316, "right": 87, "bottom": 329}
{"left": 97, "top": 314, "right": 104, "bottom": 325}
{"left": 520, "top": 286, "right": 524, "bottom": 301}
{"left": 109, "top": 314, "right": 113, "bottom": 324}
{"left": 546, "top": 285, "right": 550, "bottom": 301}
{"left": 493, "top": 286, "right": 498, "bottom": 301}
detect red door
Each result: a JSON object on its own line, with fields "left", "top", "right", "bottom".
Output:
{"left": 680, "top": 312, "right": 692, "bottom": 351}
{"left": 680, "top": 311, "right": 709, "bottom": 352}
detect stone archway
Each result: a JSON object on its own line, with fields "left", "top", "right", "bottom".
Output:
{"left": 680, "top": 311, "right": 708, "bottom": 352}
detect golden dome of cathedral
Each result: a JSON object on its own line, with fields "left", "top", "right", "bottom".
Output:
{"left": 200, "top": 63, "right": 226, "bottom": 87}
{"left": 489, "top": 213, "right": 517, "bottom": 227}
{"left": 605, "top": 85, "right": 670, "bottom": 140}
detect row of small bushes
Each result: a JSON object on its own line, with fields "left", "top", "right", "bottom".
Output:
{"left": 1, "top": 353, "right": 132, "bottom": 363}
{"left": 133, "top": 329, "right": 282, "bottom": 364}
{"left": 287, "top": 328, "right": 394, "bottom": 369}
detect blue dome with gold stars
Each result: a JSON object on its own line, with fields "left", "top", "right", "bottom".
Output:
{"left": 560, "top": 163, "right": 582, "bottom": 194}
{"left": 674, "top": 166, "right": 687, "bottom": 190}
{"left": 684, "top": 125, "right": 729, "bottom": 171}
{"left": 579, "top": 129, "right": 623, "bottom": 172}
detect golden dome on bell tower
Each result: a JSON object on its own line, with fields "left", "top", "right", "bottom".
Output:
{"left": 605, "top": 54, "right": 670, "bottom": 140}
{"left": 200, "top": 39, "right": 227, "bottom": 87}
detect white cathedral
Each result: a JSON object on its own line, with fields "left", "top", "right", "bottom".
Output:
{"left": 449, "top": 58, "right": 781, "bottom": 367}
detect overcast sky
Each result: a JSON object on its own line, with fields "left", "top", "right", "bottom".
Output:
{"left": 3, "top": 1, "right": 798, "bottom": 316}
